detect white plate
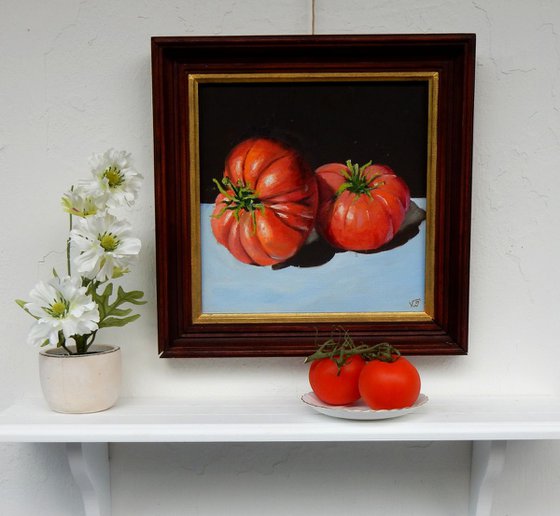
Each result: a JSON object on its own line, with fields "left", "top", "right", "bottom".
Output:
{"left": 301, "top": 392, "right": 429, "bottom": 420}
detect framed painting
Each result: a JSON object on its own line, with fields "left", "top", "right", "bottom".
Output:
{"left": 151, "top": 34, "right": 475, "bottom": 357}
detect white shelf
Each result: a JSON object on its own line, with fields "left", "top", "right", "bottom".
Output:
{"left": 2, "top": 394, "right": 560, "bottom": 516}
{"left": 1, "top": 394, "right": 560, "bottom": 442}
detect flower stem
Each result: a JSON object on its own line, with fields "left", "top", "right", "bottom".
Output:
{"left": 86, "top": 330, "right": 98, "bottom": 353}
{"left": 60, "top": 342, "right": 74, "bottom": 355}
{"left": 73, "top": 334, "right": 88, "bottom": 354}
{"left": 66, "top": 213, "right": 73, "bottom": 276}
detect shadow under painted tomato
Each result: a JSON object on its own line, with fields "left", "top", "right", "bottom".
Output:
{"left": 273, "top": 232, "right": 336, "bottom": 269}
{"left": 362, "top": 201, "right": 426, "bottom": 255}
{"left": 273, "top": 201, "right": 426, "bottom": 270}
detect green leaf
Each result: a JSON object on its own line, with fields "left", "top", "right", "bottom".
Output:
{"left": 15, "top": 299, "right": 40, "bottom": 320}
{"left": 116, "top": 286, "right": 147, "bottom": 305}
{"left": 99, "top": 283, "right": 114, "bottom": 302}
{"left": 92, "top": 283, "right": 114, "bottom": 320}
{"left": 92, "top": 283, "right": 146, "bottom": 330}
{"left": 105, "top": 307, "right": 133, "bottom": 317}
{"left": 99, "top": 314, "right": 141, "bottom": 328}
{"left": 56, "top": 331, "right": 66, "bottom": 349}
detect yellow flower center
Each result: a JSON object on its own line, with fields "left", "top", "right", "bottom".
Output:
{"left": 81, "top": 199, "right": 98, "bottom": 217}
{"left": 100, "top": 233, "right": 119, "bottom": 252}
{"left": 50, "top": 301, "right": 67, "bottom": 318}
{"left": 103, "top": 166, "right": 124, "bottom": 188}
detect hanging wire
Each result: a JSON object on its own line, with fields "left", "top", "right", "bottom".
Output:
{"left": 311, "top": 0, "right": 316, "bottom": 35}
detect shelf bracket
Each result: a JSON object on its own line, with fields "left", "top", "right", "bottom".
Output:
{"left": 60, "top": 439, "right": 507, "bottom": 516}
{"left": 66, "top": 443, "right": 111, "bottom": 516}
{"left": 469, "top": 440, "right": 507, "bottom": 516}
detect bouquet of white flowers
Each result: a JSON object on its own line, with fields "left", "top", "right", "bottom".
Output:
{"left": 16, "top": 149, "right": 146, "bottom": 355}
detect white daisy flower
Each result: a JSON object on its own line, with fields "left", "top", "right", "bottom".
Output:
{"left": 70, "top": 213, "right": 141, "bottom": 281}
{"left": 24, "top": 276, "right": 100, "bottom": 347}
{"left": 81, "top": 149, "right": 143, "bottom": 211}
{"left": 61, "top": 185, "right": 106, "bottom": 218}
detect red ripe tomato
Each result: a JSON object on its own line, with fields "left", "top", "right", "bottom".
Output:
{"left": 315, "top": 161, "right": 410, "bottom": 251}
{"left": 309, "top": 355, "right": 366, "bottom": 405}
{"left": 358, "top": 356, "right": 421, "bottom": 410}
{"left": 211, "top": 138, "right": 318, "bottom": 266}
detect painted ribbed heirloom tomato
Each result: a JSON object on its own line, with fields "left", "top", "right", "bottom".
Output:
{"left": 315, "top": 160, "right": 410, "bottom": 251}
{"left": 308, "top": 355, "right": 366, "bottom": 406}
{"left": 211, "top": 138, "right": 318, "bottom": 266}
{"left": 358, "top": 355, "right": 421, "bottom": 410}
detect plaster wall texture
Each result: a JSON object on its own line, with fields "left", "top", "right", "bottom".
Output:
{"left": 1, "top": 0, "right": 560, "bottom": 515}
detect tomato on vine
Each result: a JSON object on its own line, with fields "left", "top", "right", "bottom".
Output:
{"left": 305, "top": 332, "right": 421, "bottom": 409}
{"left": 308, "top": 355, "right": 365, "bottom": 405}
{"left": 358, "top": 351, "right": 421, "bottom": 410}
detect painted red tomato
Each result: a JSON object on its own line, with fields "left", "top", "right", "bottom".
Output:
{"left": 358, "top": 356, "right": 421, "bottom": 410}
{"left": 309, "top": 355, "right": 366, "bottom": 405}
{"left": 211, "top": 138, "right": 318, "bottom": 266}
{"left": 315, "top": 161, "right": 410, "bottom": 251}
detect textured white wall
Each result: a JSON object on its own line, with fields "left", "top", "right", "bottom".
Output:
{"left": 2, "top": 0, "right": 560, "bottom": 515}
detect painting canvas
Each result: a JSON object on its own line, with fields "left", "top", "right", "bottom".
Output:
{"left": 151, "top": 35, "right": 475, "bottom": 357}
{"left": 194, "top": 75, "right": 436, "bottom": 322}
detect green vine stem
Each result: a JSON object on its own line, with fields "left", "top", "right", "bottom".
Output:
{"left": 304, "top": 331, "right": 401, "bottom": 373}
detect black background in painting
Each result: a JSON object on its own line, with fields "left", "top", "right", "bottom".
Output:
{"left": 198, "top": 81, "right": 429, "bottom": 203}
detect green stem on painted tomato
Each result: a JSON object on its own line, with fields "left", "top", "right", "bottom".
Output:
{"left": 335, "top": 160, "right": 385, "bottom": 199}
{"left": 212, "top": 177, "right": 265, "bottom": 232}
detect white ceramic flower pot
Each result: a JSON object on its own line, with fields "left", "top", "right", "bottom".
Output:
{"left": 38, "top": 344, "right": 121, "bottom": 413}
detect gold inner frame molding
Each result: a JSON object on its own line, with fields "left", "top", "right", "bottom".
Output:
{"left": 187, "top": 72, "right": 439, "bottom": 324}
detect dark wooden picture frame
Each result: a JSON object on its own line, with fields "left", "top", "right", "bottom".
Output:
{"left": 151, "top": 34, "right": 475, "bottom": 358}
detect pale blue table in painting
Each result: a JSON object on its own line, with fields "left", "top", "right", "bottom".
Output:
{"left": 200, "top": 198, "right": 427, "bottom": 315}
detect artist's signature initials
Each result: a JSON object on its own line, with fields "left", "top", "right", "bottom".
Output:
{"left": 409, "top": 298, "right": 421, "bottom": 308}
